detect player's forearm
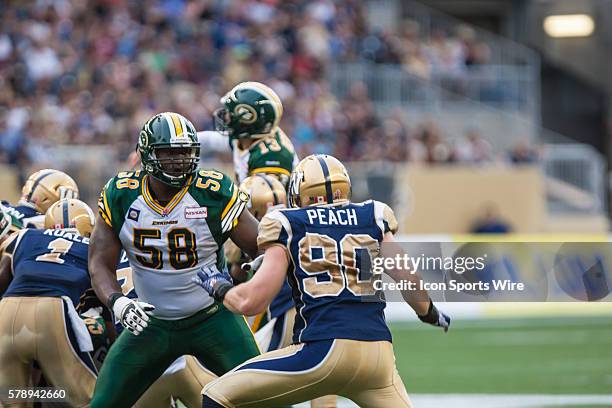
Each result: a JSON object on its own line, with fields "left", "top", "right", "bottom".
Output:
{"left": 380, "top": 233, "right": 430, "bottom": 316}
{"left": 223, "top": 282, "right": 267, "bottom": 316}
{"left": 396, "top": 272, "right": 431, "bottom": 316}
{"left": 88, "top": 218, "right": 123, "bottom": 307}
{"left": 383, "top": 265, "right": 430, "bottom": 315}
{"left": 91, "top": 268, "right": 123, "bottom": 308}
{"left": 230, "top": 211, "right": 260, "bottom": 259}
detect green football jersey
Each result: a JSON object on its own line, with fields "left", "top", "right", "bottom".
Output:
{"left": 231, "top": 128, "right": 299, "bottom": 186}
{"left": 98, "top": 169, "right": 248, "bottom": 319}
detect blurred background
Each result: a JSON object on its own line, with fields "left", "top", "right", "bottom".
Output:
{"left": 1, "top": 0, "right": 611, "bottom": 406}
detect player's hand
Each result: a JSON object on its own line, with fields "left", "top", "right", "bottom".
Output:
{"left": 418, "top": 301, "right": 451, "bottom": 332}
{"left": 241, "top": 254, "right": 264, "bottom": 274}
{"left": 192, "top": 265, "right": 234, "bottom": 302}
{"left": 112, "top": 296, "right": 155, "bottom": 336}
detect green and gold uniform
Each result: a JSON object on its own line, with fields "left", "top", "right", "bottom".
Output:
{"left": 231, "top": 128, "right": 298, "bottom": 186}
{"left": 90, "top": 168, "right": 260, "bottom": 408}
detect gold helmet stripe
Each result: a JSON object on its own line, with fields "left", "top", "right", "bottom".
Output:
{"left": 162, "top": 112, "right": 177, "bottom": 139}
{"left": 315, "top": 156, "right": 334, "bottom": 204}
{"left": 170, "top": 113, "right": 184, "bottom": 137}
{"left": 26, "top": 170, "right": 54, "bottom": 202}
{"left": 255, "top": 174, "right": 280, "bottom": 206}
{"left": 62, "top": 199, "right": 70, "bottom": 228}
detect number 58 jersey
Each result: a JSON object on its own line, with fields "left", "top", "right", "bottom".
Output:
{"left": 99, "top": 170, "right": 248, "bottom": 320}
{"left": 257, "top": 200, "right": 398, "bottom": 344}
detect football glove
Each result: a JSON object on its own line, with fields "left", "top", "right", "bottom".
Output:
{"left": 192, "top": 265, "right": 234, "bottom": 302}
{"left": 111, "top": 295, "right": 155, "bottom": 336}
{"left": 418, "top": 301, "right": 451, "bottom": 332}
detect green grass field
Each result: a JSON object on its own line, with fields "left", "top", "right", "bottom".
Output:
{"left": 390, "top": 316, "right": 612, "bottom": 395}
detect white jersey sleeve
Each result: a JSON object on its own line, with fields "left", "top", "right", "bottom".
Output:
{"left": 197, "top": 131, "right": 231, "bottom": 153}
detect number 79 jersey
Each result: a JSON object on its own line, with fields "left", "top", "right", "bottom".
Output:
{"left": 257, "top": 200, "right": 398, "bottom": 344}
{"left": 98, "top": 169, "right": 248, "bottom": 319}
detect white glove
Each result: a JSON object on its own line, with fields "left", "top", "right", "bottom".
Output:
{"left": 241, "top": 254, "right": 264, "bottom": 274}
{"left": 112, "top": 296, "right": 155, "bottom": 336}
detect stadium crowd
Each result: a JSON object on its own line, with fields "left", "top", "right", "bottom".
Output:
{"left": 0, "top": 0, "right": 537, "bottom": 172}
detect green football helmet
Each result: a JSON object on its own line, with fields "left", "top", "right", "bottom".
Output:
{"left": 214, "top": 81, "right": 283, "bottom": 139}
{"left": 138, "top": 112, "right": 200, "bottom": 188}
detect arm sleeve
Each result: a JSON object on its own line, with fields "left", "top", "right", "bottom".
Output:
{"left": 97, "top": 178, "right": 114, "bottom": 229}
{"left": 220, "top": 180, "right": 250, "bottom": 234}
{"left": 197, "top": 131, "right": 232, "bottom": 153}
{"left": 257, "top": 210, "right": 290, "bottom": 254}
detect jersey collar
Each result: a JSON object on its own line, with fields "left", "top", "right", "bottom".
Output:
{"left": 142, "top": 175, "right": 190, "bottom": 217}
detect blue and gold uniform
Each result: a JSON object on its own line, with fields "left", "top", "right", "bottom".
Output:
{"left": 0, "top": 228, "right": 98, "bottom": 407}
{"left": 203, "top": 155, "right": 413, "bottom": 408}
{"left": 0, "top": 199, "right": 104, "bottom": 407}
{"left": 262, "top": 201, "right": 394, "bottom": 344}
{"left": 4, "top": 229, "right": 93, "bottom": 303}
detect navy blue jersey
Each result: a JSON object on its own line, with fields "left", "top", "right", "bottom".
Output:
{"left": 4, "top": 229, "right": 91, "bottom": 305}
{"left": 257, "top": 200, "right": 399, "bottom": 344}
{"left": 4, "top": 229, "right": 130, "bottom": 307}
{"left": 269, "top": 281, "right": 294, "bottom": 319}
{"left": 1, "top": 201, "right": 41, "bottom": 228}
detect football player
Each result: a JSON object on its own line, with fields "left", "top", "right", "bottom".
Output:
{"left": 89, "top": 112, "right": 262, "bottom": 408}
{"left": 113, "top": 263, "right": 217, "bottom": 408}
{"left": 0, "top": 199, "right": 100, "bottom": 407}
{"left": 235, "top": 173, "right": 338, "bottom": 407}
{"left": 198, "top": 81, "right": 299, "bottom": 188}
{"left": 2, "top": 169, "right": 79, "bottom": 228}
{"left": 234, "top": 175, "right": 294, "bottom": 350}
{"left": 195, "top": 155, "right": 451, "bottom": 408}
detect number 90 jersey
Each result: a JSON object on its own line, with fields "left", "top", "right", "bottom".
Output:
{"left": 257, "top": 200, "right": 398, "bottom": 344}
{"left": 98, "top": 170, "right": 248, "bottom": 320}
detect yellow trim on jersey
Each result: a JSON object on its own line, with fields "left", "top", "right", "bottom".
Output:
{"left": 141, "top": 175, "right": 190, "bottom": 216}
{"left": 242, "top": 315, "right": 262, "bottom": 354}
{"left": 249, "top": 167, "right": 291, "bottom": 176}
{"left": 99, "top": 208, "right": 112, "bottom": 228}
{"left": 170, "top": 113, "right": 184, "bottom": 137}
{"left": 102, "top": 189, "right": 112, "bottom": 223}
{"left": 221, "top": 185, "right": 238, "bottom": 220}
{"left": 250, "top": 313, "right": 266, "bottom": 332}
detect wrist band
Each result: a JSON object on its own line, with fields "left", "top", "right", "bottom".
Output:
{"left": 108, "top": 292, "right": 123, "bottom": 308}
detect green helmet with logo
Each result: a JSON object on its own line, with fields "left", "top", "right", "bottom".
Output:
{"left": 138, "top": 112, "right": 200, "bottom": 188}
{"left": 214, "top": 82, "right": 283, "bottom": 140}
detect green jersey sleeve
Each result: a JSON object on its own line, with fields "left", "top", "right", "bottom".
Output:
{"left": 248, "top": 128, "right": 297, "bottom": 180}
{"left": 189, "top": 169, "right": 250, "bottom": 241}
{"left": 98, "top": 171, "right": 143, "bottom": 236}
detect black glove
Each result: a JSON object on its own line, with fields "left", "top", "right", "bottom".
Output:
{"left": 418, "top": 301, "right": 451, "bottom": 332}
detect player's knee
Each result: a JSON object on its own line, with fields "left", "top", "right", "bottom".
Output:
{"left": 202, "top": 394, "right": 226, "bottom": 408}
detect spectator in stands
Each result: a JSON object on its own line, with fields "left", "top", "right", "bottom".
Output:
{"left": 509, "top": 139, "right": 540, "bottom": 164}
{"left": 471, "top": 203, "right": 513, "bottom": 234}
{"left": 0, "top": 0, "right": 534, "bottom": 174}
{"left": 453, "top": 128, "right": 492, "bottom": 163}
